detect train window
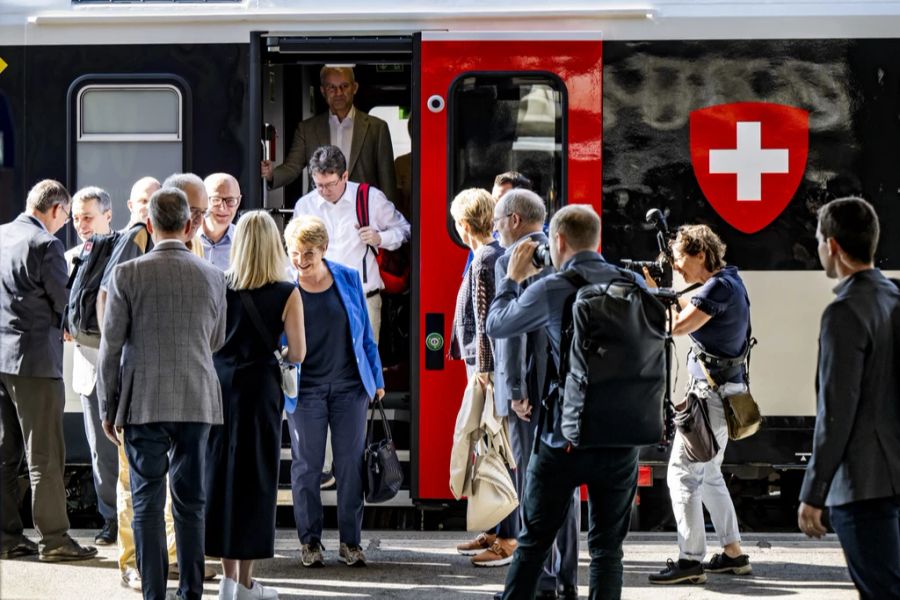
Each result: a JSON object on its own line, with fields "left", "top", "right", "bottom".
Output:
{"left": 369, "top": 106, "right": 412, "bottom": 160}
{"left": 449, "top": 73, "right": 564, "bottom": 226}
{"left": 75, "top": 84, "right": 183, "bottom": 230}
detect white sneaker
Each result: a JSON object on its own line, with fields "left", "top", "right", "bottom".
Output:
{"left": 236, "top": 580, "right": 278, "bottom": 600}
{"left": 219, "top": 577, "right": 237, "bottom": 600}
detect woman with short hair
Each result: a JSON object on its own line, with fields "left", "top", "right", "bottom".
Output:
{"left": 206, "top": 211, "right": 306, "bottom": 600}
{"left": 648, "top": 224, "right": 752, "bottom": 585}
{"left": 448, "top": 188, "right": 513, "bottom": 566}
{"left": 283, "top": 215, "right": 384, "bottom": 570}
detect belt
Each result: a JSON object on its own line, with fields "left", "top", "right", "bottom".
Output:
{"left": 365, "top": 290, "right": 381, "bottom": 299}
{"left": 691, "top": 347, "right": 744, "bottom": 369}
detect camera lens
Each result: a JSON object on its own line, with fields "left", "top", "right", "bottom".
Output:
{"left": 532, "top": 243, "right": 551, "bottom": 268}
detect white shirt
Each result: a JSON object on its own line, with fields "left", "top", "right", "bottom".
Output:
{"left": 65, "top": 243, "right": 99, "bottom": 396}
{"left": 329, "top": 106, "right": 356, "bottom": 164}
{"left": 293, "top": 180, "right": 411, "bottom": 294}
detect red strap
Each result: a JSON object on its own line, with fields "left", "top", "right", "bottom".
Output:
{"left": 355, "top": 183, "right": 371, "bottom": 228}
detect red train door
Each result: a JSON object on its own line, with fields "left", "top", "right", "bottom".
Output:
{"left": 415, "top": 32, "right": 604, "bottom": 500}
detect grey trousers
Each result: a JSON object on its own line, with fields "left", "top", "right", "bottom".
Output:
{"left": 0, "top": 373, "right": 70, "bottom": 552}
{"left": 80, "top": 389, "right": 118, "bottom": 521}
{"left": 509, "top": 403, "right": 580, "bottom": 590}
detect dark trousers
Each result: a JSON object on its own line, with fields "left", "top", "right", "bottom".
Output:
{"left": 508, "top": 404, "right": 580, "bottom": 591}
{"left": 288, "top": 381, "right": 369, "bottom": 546}
{"left": 80, "top": 389, "right": 118, "bottom": 521}
{"left": 502, "top": 442, "right": 638, "bottom": 600}
{"left": 829, "top": 495, "right": 900, "bottom": 600}
{"left": 125, "top": 422, "right": 210, "bottom": 600}
{"left": 0, "top": 374, "right": 70, "bottom": 552}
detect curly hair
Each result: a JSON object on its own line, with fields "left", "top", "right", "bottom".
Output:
{"left": 672, "top": 224, "right": 727, "bottom": 272}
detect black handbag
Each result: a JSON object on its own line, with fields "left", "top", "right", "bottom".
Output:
{"left": 673, "top": 390, "right": 720, "bottom": 463}
{"left": 364, "top": 397, "right": 403, "bottom": 503}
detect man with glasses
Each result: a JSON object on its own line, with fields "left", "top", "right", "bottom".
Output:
{"left": 0, "top": 179, "right": 97, "bottom": 562}
{"left": 200, "top": 173, "right": 242, "bottom": 271}
{"left": 261, "top": 66, "right": 397, "bottom": 200}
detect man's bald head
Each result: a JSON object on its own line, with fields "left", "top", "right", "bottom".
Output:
{"left": 204, "top": 172, "right": 242, "bottom": 232}
{"left": 127, "top": 176, "right": 161, "bottom": 226}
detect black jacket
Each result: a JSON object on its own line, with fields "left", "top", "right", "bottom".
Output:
{"left": 799, "top": 269, "right": 900, "bottom": 507}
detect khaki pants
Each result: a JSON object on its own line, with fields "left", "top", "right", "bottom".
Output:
{"left": 117, "top": 441, "right": 177, "bottom": 572}
{"left": 324, "top": 292, "right": 382, "bottom": 472}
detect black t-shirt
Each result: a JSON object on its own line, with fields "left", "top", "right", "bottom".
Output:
{"left": 299, "top": 283, "right": 359, "bottom": 388}
{"left": 687, "top": 265, "right": 750, "bottom": 383}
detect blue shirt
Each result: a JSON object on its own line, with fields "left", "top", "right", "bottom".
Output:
{"left": 199, "top": 223, "right": 235, "bottom": 271}
{"left": 687, "top": 265, "right": 750, "bottom": 383}
{"left": 486, "top": 250, "right": 645, "bottom": 448}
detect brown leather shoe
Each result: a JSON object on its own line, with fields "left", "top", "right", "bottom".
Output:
{"left": 471, "top": 538, "right": 517, "bottom": 567}
{"left": 456, "top": 532, "right": 497, "bottom": 556}
{"left": 38, "top": 536, "right": 97, "bottom": 562}
{"left": 168, "top": 563, "right": 217, "bottom": 580}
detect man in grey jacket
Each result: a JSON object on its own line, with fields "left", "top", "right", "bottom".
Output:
{"left": 489, "top": 190, "right": 579, "bottom": 599}
{"left": 798, "top": 197, "right": 900, "bottom": 599}
{"left": 0, "top": 180, "right": 97, "bottom": 562}
{"left": 98, "top": 187, "right": 226, "bottom": 600}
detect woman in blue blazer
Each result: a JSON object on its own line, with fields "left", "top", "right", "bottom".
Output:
{"left": 283, "top": 215, "right": 384, "bottom": 569}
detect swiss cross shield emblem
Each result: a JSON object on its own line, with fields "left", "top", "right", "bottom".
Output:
{"left": 690, "top": 102, "right": 809, "bottom": 234}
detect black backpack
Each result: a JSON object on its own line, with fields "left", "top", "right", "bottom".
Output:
{"left": 65, "top": 224, "right": 148, "bottom": 348}
{"left": 557, "top": 269, "right": 668, "bottom": 448}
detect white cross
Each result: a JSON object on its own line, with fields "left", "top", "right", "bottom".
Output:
{"left": 708, "top": 121, "right": 789, "bottom": 201}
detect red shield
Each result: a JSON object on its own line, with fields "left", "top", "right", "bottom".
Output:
{"left": 690, "top": 102, "right": 809, "bottom": 234}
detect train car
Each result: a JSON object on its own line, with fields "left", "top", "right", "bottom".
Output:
{"left": 2, "top": 0, "right": 899, "bottom": 527}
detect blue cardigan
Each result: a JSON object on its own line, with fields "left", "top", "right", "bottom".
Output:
{"left": 287, "top": 260, "right": 384, "bottom": 412}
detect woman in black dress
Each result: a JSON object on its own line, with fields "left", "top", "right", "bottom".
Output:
{"left": 205, "top": 211, "right": 306, "bottom": 600}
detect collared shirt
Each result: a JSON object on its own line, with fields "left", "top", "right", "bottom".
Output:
{"left": 65, "top": 242, "right": 99, "bottom": 394}
{"left": 199, "top": 223, "right": 235, "bottom": 271}
{"left": 486, "top": 250, "right": 645, "bottom": 448}
{"left": 292, "top": 180, "right": 410, "bottom": 294}
{"left": 329, "top": 105, "right": 356, "bottom": 164}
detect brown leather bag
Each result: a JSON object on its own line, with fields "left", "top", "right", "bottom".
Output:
{"left": 673, "top": 390, "right": 720, "bottom": 463}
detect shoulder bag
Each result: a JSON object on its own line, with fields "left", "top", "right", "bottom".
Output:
{"left": 364, "top": 396, "right": 404, "bottom": 503}
{"left": 238, "top": 290, "right": 299, "bottom": 400}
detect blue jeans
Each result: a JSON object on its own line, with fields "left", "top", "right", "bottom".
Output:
{"left": 288, "top": 381, "right": 369, "bottom": 546}
{"left": 502, "top": 441, "right": 638, "bottom": 600}
{"left": 125, "top": 422, "right": 210, "bottom": 600}
{"left": 829, "top": 495, "right": 900, "bottom": 600}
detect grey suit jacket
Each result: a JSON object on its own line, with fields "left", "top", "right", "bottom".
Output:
{"left": 799, "top": 269, "right": 900, "bottom": 507}
{"left": 97, "top": 240, "right": 227, "bottom": 427}
{"left": 272, "top": 109, "right": 397, "bottom": 199}
{"left": 492, "top": 231, "right": 553, "bottom": 416}
{"left": 0, "top": 214, "right": 68, "bottom": 378}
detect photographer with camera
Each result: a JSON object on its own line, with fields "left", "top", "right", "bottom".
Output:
{"left": 646, "top": 224, "right": 752, "bottom": 585}
{"left": 486, "top": 204, "right": 644, "bottom": 600}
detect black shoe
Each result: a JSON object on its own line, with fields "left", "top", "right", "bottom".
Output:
{"left": 0, "top": 537, "right": 38, "bottom": 559}
{"left": 95, "top": 518, "right": 118, "bottom": 546}
{"left": 536, "top": 590, "right": 558, "bottom": 599}
{"left": 648, "top": 558, "right": 706, "bottom": 584}
{"left": 703, "top": 552, "right": 752, "bottom": 575}
{"left": 39, "top": 536, "right": 98, "bottom": 562}
{"left": 320, "top": 470, "right": 336, "bottom": 490}
{"left": 559, "top": 585, "right": 578, "bottom": 600}
{"left": 493, "top": 594, "right": 503, "bottom": 600}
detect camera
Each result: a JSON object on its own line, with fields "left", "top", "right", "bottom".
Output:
{"left": 621, "top": 259, "right": 665, "bottom": 283}
{"left": 532, "top": 243, "right": 552, "bottom": 268}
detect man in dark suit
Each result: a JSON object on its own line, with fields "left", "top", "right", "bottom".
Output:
{"left": 261, "top": 66, "right": 397, "bottom": 199}
{"left": 0, "top": 179, "right": 97, "bottom": 562}
{"left": 486, "top": 189, "right": 579, "bottom": 599}
{"left": 799, "top": 196, "right": 900, "bottom": 599}
{"left": 98, "top": 187, "right": 226, "bottom": 600}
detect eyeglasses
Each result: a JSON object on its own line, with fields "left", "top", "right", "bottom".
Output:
{"left": 314, "top": 179, "right": 343, "bottom": 192}
{"left": 60, "top": 205, "right": 71, "bottom": 223}
{"left": 323, "top": 82, "right": 352, "bottom": 94}
{"left": 210, "top": 196, "right": 241, "bottom": 208}
{"left": 189, "top": 208, "right": 205, "bottom": 224}
{"left": 492, "top": 213, "right": 513, "bottom": 226}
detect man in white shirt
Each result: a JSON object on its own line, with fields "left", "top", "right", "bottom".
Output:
{"left": 200, "top": 173, "right": 241, "bottom": 271}
{"left": 261, "top": 66, "right": 397, "bottom": 200}
{"left": 64, "top": 187, "right": 115, "bottom": 547}
{"left": 293, "top": 144, "right": 410, "bottom": 343}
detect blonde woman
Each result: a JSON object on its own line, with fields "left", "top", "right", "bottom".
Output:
{"left": 283, "top": 215, "right": 384, "bottom": 569}
{"left": 205, "top": 211, "right": 305, "bottom": 600}
{"left": 448, "top": 188, "right": 514, "bottom": 566}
